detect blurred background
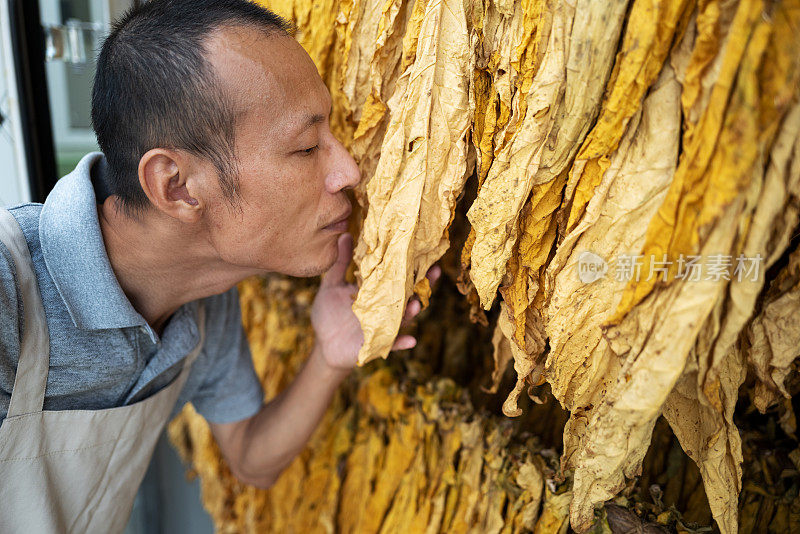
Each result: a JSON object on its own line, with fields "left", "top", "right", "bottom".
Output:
{"left": 0, "top": 1, "right": 214, "bottom": 531}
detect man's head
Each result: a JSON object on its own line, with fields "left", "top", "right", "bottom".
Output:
{"left": 92, "top": 0, "right": 361, "bottom": 278}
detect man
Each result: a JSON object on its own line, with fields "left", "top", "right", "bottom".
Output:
{"left": 0, "top": 0, "right": 437, "bottom": 531}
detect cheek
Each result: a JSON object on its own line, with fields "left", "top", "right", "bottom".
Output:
{"left": 230, "top": 161, "right": 328, "bottom": 248}
{"left": 282, "top": 184, "right": 327, "bottom": 230}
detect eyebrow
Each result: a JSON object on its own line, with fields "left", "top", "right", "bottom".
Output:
{"left": 292, "top": 113, "right": 326, "bottom": 137}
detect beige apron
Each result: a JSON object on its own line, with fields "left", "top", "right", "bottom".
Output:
{"left": 0, "top": 209, "right": 206, "bottom": 533}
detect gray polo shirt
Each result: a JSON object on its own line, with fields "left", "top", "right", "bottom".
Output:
{"left": 0, "top": 152, "right": 264, "bottom": 424}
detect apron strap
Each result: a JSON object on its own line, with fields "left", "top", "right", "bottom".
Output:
{"left": 0, "top": 209, "right": 50, "bottom": 418}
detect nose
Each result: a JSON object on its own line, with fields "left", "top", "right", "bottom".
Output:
{"left": 324, "top": 136, "right": 362, "bottom": 194}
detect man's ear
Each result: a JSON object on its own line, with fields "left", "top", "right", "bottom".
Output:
{"left": 138, "top": 148, "right": 203, "bottom": 223}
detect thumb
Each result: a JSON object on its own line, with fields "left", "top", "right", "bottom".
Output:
{"left": 321, "top": 232, "right": 353, "bottom": 288}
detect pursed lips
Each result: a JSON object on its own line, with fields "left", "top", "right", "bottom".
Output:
{"left": 323, "top": 203, "right": 352, "bottom": 230}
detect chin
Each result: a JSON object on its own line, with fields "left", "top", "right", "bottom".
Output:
{"left": 317, "top": 238, "right": 341, "bottom": 273}
{"left": 288, "top": 238, "right": 340, "bottom": 278}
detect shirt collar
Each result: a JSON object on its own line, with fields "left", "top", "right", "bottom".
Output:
{"left": 39, "top": 152, "right": 153, "bottom": 336}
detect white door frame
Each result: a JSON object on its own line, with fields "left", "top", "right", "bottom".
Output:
{"left": 0, "top": 0, "right": 32, "bottom": 204}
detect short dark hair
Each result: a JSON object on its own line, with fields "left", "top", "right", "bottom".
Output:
{"left": 91, "top": 0, "right": 293, "bottom": 217}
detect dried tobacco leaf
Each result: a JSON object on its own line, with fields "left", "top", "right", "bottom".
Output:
{"left": 570, "top": 1, "right": 795, "bottom": 530}
{"left": 662, "top": 10, "right": 800, "bottom": 531}
{"left": 495, "top": 0, "right": 631, "bottom": 375}
{"left": 495, "top": 300, "right": 546, "bottom": 417}
{"left": 562, "top": 0, "right": 693, "bottom": 236}
{"left": 605, "top": 0, "right": 764, "bottom": 325}
{"left": 544, "top": 63, "right": 681, "bottom": 466}
{"left": 535, "top": 0, "right": 630, "bottom": 184}
{"left": 171, "top": 2, "right": 800, "bottom": 533}
{"left": 353, "top": 0, "right": 473, "bottom": 364}
{"left": 347, "top": 0, "right": 418, "bottom": 199}
{"left": 458, "top": 0, "right": 522, "bottom": 322}
{"left": 747, "top": 241, "right": 800, "bottom": 412}
{"left": 466, "top": 0, "right": 570, "bottom": 309}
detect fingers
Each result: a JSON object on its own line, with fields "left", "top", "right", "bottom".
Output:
{"left": 400, "top": 299, "right": 421, "bottom": 326}
{"left": 426, "top": 264, "right": 442, "bottom": 286}
{"left": 398, "top": 264, "right": 440, "bottom": 327}
{"left": 391, "top": 335, "right": 416, "bottom": 351}
{"left": 389, "top": 265, "right": 442, "bottom": 351}
{"left": 321, "top": 233, "right": 353, "bottom": 288}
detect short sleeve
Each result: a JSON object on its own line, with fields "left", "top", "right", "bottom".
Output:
{"left": 189, "top": 287, "right": 264, "bottom": 424}
{"left": 0, "top": 240, "right": 22, "bottom": 422}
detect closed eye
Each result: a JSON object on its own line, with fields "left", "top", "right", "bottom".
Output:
{"left": 299, "top": 145, "right": 318, "bottom": 156}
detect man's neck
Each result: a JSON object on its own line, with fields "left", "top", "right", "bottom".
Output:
{"left": 97, "top": 198, "right": 255, "bottom": 335}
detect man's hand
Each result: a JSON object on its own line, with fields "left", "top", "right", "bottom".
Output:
{"left": 310, "top": 232, "right": 441, "bottom": 371}
{"left": 210, "top": 232, "right": 442, "bottom": 489}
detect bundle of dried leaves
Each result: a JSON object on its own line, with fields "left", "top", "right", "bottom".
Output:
{"left": 167, "top": 0, "right": 800, "bottom": 531}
